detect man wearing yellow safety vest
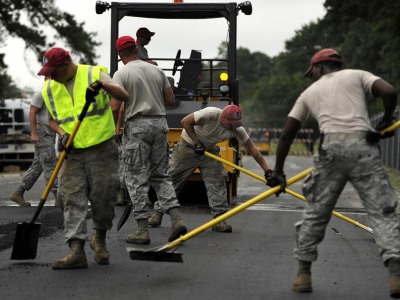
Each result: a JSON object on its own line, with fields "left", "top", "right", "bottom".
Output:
{"left": 37, "top": 47, "right": 129, "bottom": 270}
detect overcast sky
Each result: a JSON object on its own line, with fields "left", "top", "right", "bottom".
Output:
{"left": 3, "top": 0, "right": 326, "bottom": 92}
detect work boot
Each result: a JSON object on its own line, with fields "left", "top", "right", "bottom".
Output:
{"left": 211, "top": 213, "right": 232, "bottom": 232}
{"left": 52, "top": 239, "right": 88, "bottom": 270}
{"left": 168, "top": 208, "right": 187, "bottom": 242}
{"left": 126, "top": 219, "right": 150, "bottom": 244}
{"left": 90, "top": 230, "right": 109, "bottom": 265}
{"left": 387, "top": 258, "right": 400, "bottom": 298}
{"left": 293, "top": 260, "right": 312, "bottom": 292}
{"left": 293, "top": 273, "right": 312, "bottom": 293}
{"left": 9, "top": 191, "right": 31, "bottom": 207}
{"left": 390, "top": 276, "right": 400, "bottom": 298}
{"left": 148, "top": 212, "right": 164, "bottom": 227}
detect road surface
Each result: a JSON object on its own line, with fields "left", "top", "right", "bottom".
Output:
{"left": 0, "top": 155, "right": 397, "bottom": 300}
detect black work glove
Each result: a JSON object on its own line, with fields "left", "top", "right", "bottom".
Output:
{"left": 85, "top": 80, "right": 103, "bottom": 102}
{"left": 266, "top": 170, "right": 286, "bottom": 197}
{"left": 193, "top": 141, "right": 205, "bottom": 155}
{"left": 375, "top": 117, "right": 395, "bottom": 139}
{"left": 264, "top": 169, "right": 273, "bottom": 182}
{"left": 58, "top": 133, "right": 71, "bottom": 153}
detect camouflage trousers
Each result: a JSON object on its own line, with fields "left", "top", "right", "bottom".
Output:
{"left": 59, "top": 138, "right": 119, "bottom": 243}
{"left": 122, "top": 118, "right": 180, "bottom": 220}
{"left": 20, "top": 125, "right": 58, "bottom": 196}
{"left": 295, "top": 137, "right": 400, "bottom": 264}
{"left": 154, "top": 139, "right": 228, "bottom": 217}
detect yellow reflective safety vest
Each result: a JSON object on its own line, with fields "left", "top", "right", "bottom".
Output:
{"left": 42, "top": 65, "right": 115, "bottom": 149}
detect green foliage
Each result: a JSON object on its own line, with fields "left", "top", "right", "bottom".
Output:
{"left": 0, "top": 0, "right": 100, "bottom": 99}
{"left": 238, "top": 0, "right": 400, "bottom": 127}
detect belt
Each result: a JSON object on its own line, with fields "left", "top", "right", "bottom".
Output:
{"left": 127, "top": 114, "right": 165, "bottom": 121}
{"left": 324, "top": 131, "right": 367, "bottom": 143}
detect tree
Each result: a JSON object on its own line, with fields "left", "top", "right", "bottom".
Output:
{"left": 0, "top": 0, "right": 100, "bottom": 99}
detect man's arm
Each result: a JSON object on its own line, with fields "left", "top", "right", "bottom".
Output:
{"left": 101, "top": 80, "right": 129, "bottom": 103}
{"left": 181, "top": 113, "right": 200, "bottom": 143}
{"left": 115, "top": 102, "right": 125, "bottom": 132}
{"left": 371, "top": 78, "right": 397, "bottom": 121}
{"left": 242, "top": 138, "right": 271, "bottom": 172}
{"left": 145, "top": 59, "right": 158, "bottom": 66}
{"left": 29, "top": 106, "right": 40, "bottom": 144}
{"left": 49, "top": 118, "right": 65, "bottom": 136}
{"left": 110, "top": 98, "right": 123, "bottom": 125}
{"left": 163, "top": 87, "right": 176, "bottom": 107}
{"left": 274, "top": 117, "right": 302, "bottom": 172}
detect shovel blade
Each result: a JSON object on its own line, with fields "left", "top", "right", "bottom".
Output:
{"left": 127, "top": 247, "right": 183, "bottom": 263}
{"left": 11, "top": 222, "right": 41, "bottom": 260}
{"left": 117, "top": 204, "right": 132, "bottom": 231}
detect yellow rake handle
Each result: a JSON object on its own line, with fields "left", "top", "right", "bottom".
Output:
{"left": 166, "top": 168, "right": 313, "bottom": 250}
{"left": 203, "top": 151, "right": 374, "bottom": 234}
{"left": 380, "top": 120, "right": 400, "bottom": 136}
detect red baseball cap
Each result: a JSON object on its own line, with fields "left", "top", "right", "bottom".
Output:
{"left": 304, "top": 48, "right": 342, "bottom": 77}
{"left": 116, "top": 36, "right": 136, "bottom": 51}
{"left": 221, "top": 105, "right": 242, "bottom": 126}
{"left": 37, "top": 47, "right": 70, "bottom": 76}
{"left": 136, "top": 27, "right": 155, "bottom": 38}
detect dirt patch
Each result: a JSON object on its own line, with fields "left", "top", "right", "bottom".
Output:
{"left": 0, "top": 211, "right": 63, "bottom": 252}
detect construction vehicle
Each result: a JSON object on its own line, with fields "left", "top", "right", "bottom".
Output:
{"left": 0, "top": 98, "right": 34, "bottom": 172}
{"left": 96, "top": 1, "right": 253, "bottom": 203}
{"left": 247, "top": 128, "right": 270, "bottom": 155}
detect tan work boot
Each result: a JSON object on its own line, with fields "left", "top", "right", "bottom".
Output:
{"left": 126, "top": 219, "right": 150, "bottom": 244}
{"left": 390, "top": 275, "right": 400, "bottom": 298}
{"left": 168, "top": 208, "right": 187, "bottom": 242}
{"left": 387, "top": 258, "right": 400, "bottom": 298}
{"left": 148, "top": 212, "right": 163, "bottom": 227}
{"left": 52, "top": 239, "right": 88, "bottom": 270}
{"left": 9, "top": 191, "right": 31, "bottom": 207}
{"left": 212, "top": 213, "right": 232, "bottom": 232}
{"left": 293, "top": 273, "right": 312, "bottom": 293}
{"left": 90, "top": 230, "right": 109, "bottom": 265}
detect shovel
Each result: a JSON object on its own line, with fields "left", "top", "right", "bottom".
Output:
{"left": 203, "top": 151, "right": 374, "bottom": 234}
{"left": 117, "top": 189, "right": 133, "bottom": 231}
{"left": 10, "top": 88, "right": 96, "bottom": 260}
{"left": 126, "top": 167, "right": 313, "bottom": 263}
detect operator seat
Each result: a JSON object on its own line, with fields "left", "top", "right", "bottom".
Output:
{"left": 176, "top": 50, "right": 202, "bottom": 101}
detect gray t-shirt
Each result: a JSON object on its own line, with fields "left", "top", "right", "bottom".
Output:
{"left": 181, "top": 107, "right": 249, "bottom": 148}
{"left": 137, "top": 44, "right": 149, "bottom": 60}
{"left": 31, "top": 90, "right": 49, "bottom": 126}
{"left": 112, "top": 60, "right": 171, "bottom": 120}
{"left": 289, "top": 69, "right": 379, "bottom": 133}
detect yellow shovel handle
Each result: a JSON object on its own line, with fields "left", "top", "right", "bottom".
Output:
{"left": 167, "top": 167, "right": 313, "bottom": 249}
{"left": 203, "top": 151, "right": 373, "bottom": 234}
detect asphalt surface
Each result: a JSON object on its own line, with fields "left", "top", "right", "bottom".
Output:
{"left": 0, "top": 155, "right": 398, "bottom": 300}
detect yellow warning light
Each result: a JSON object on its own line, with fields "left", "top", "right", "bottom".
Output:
{"left": 220, "top": 72, "right": 229, "bottom": 82}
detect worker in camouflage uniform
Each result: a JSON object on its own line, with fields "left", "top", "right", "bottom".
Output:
{"left": 9, "top": 86, "right": 59, "bottom": 207}
{"left": 267, "top": 48, "right": 400, "bottom": 298}
{"left": 148, "top": 104, "right": 272, "bottom": 232}
{"left": 111, "top": 35, "right": 187, "bottom": 245}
